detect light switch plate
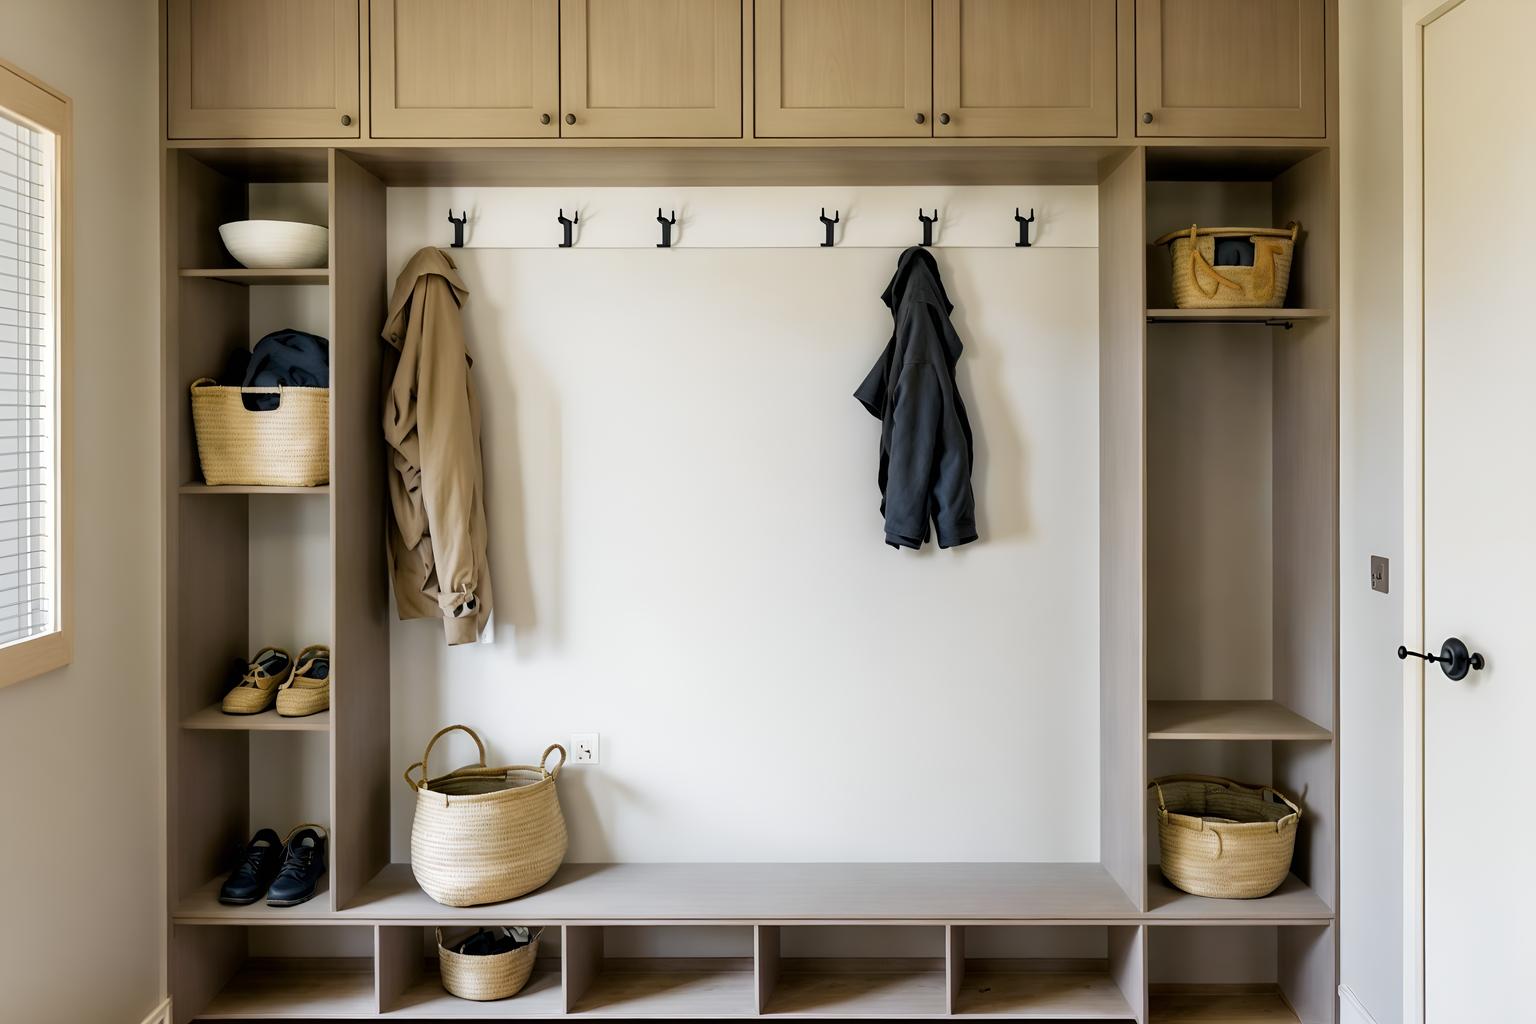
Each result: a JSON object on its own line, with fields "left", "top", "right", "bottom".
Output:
{"left": 1371, "top": 555, "right": 1389, "bottom": 594}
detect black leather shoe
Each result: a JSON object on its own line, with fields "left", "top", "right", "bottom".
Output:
{"left": 266, "top": 825, "right": 327, "bottom": 907}
{"left": 218, "top": 829, "right": 284, "bottom": 905}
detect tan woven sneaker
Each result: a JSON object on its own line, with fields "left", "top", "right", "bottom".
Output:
{"left": 221, "top": 647, "right": 294, "bottom": 714}
{"left": 277, "top": 644, "right": 330, "bottom": 717}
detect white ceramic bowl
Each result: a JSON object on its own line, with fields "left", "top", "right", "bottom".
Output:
{"left": 218, "top": 219, "right": 329, "bottom": 270}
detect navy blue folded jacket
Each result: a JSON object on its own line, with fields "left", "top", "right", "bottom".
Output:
{"left": 854, "top": 247, "right": 978, "bottom": 550}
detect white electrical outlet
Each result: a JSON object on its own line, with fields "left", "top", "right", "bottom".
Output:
{"left": 571, "top": 733, "right": 600, "bottom": 765}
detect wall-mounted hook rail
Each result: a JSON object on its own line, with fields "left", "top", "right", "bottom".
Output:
{"left": 448, "top": 210, "right": 468, "bottom": 248}
{"left": 918, "top": 209, "right": 938, "bottom": 247}
{"left": 558, "top": 208, "right": 579, "bottom": 248}
{"left": 1015, "top": 208, "right": 1036, "bottom": 248}
{"left": 657, "top": 209, "right": 677, "bottom": 249}
{"left": 819, "top": 208, "right": 840, "bottom": 248}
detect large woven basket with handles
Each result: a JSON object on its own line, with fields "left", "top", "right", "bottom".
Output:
{"left": 436, "top": 926, "right": 542, "bottom": 1001}
{"left": 189, "top": 378, "right": 329, "bottom": 486}
{"left": 1152, "top": 774, "right": 1300, "bottom": 899}
{"left": 1154, "top": 223, "right": 1301, "bottom": 309}
{"left": 405, "top": 725, "right": 568, "bottom": 907}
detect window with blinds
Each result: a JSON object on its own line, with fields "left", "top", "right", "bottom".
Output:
{"left": 0, "top": 108, "right": 55, "bottom": 647}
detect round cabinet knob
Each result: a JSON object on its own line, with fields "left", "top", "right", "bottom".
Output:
{"left": 1142, "top": 112, "right": 1154, "bottom": 124}
{"left": 540, "top": 113, "right": 552, "bottom": 125}
{"left": 939, "top": 113, "right": 951, "bottom": 125}
{"left": 914, "top": 112, "right": 926, "bottom": 125}
{"left": 565, "top": 113, "right": 577, "bottom": 125}
{"left": 340, "top": 114, "right": 353, "bottom": 127}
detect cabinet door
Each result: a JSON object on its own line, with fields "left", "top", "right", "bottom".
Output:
{"left": 372, "top": 0, "right": 559, "bottom": 138}
{"left": 756, "top": 0, "right": 932, "bottom": 138}
{"left": 1136, "top": 0, "right": 1325, "bottom": 137}
{"left": 933, "top": 0, "right": 1117, "bottom": 137}
{"left": 560, "top": 0, "right": 742, "bottom": 138}
{"left": 168, "top": 0, "right": 359, "bottom": 139}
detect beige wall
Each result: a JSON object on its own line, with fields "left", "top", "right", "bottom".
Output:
{"left": 1339, "top": 1, "right": 1406, "bottom": 1022}
{"left": 0, "top": 2, "right": 163, "bottom": 1022}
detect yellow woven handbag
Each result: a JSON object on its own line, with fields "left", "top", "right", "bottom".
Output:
{"left": 1154, "top": 223, "right": 1301, "bottom": 309}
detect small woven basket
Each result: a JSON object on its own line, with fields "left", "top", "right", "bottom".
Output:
{"left": 1152, "top": 774, "right": 1300, "bottom": 899}
{"left": 1154, "top": 223, "right": 1301, "bottom": 309}
{"left": 189, "top": 378, "right": 329, "bottom": 486}
{"left": 436, "top": 927, "right": 542, "bottom": 1001}
{"left": 404, "top": 725, "right": 568, "bottom": 908}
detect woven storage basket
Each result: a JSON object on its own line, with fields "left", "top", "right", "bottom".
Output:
{"left": 436, "top": 927, "right": 542, "bottom": 1001}
{"left": 189, "top": 378, "right": 329, "bottom": 487}
{"left": 1154, "top": 223, "right": 1301, "bottom": 309}
{"left": 405, "top": 725, "right": 568, "bottom": 907}
{"left": 1152, "top": 774, "right": 1301, "bottom": 899}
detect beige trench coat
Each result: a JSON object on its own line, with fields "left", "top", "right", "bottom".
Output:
{"left": 382, "top": 247, "right": 493, "bottom": 645}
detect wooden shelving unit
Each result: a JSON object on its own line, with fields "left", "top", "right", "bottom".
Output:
{"left": 162, "top": 2, "right": 1341, "bottom": 1019}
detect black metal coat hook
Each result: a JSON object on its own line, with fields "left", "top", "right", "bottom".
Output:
{"left": 557, "top": 208, "right": 579, "bottom": 248}
{"left": 448, "top": 209, "right": 468, "bottom": 249}
{"left": 1015, "top": 207, "right": 1036, "bottom": 248}
{"left": 918, "top": 209, "right": 938, "bottom": 247}
{"left": 656, "top": 209, "right": 677, "bottom": 249}
{"left": 819, "top": 208, "right": 840, "bottom": 248}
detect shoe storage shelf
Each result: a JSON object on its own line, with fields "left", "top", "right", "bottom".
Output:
{"left": 162, "top": 4, "right": 1340, "bottom": 1022}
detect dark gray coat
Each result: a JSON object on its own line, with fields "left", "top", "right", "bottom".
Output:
{"left": 854, "top": 248, "right": 978, "bottom": 550}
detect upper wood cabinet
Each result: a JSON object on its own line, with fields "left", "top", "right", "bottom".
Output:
{"left": 1135, "top": 0, "right": 1326, "bottom": 137}
{"left": 560, "top": 0, "right": 742, "bottom": 138}
{"left": 756, "top": 0, "right": 932, "bottom": 138}
{"left": 933, "top": 0, "right": 1117, "bottom": 137}
{"left": 167, "top": 0, "right": 359, "bottom": 139}
{"left": 371, "top": 0, "right": 559, "bottom": 138}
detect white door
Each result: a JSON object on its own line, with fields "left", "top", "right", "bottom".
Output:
{"left": 1421, "top": 0, "right": 1536, "bottom": 1017}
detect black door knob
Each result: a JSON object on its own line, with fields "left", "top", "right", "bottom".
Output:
{"left": 1142, "top": 112, "right": 1154, "bottom": 124}
{"left": 939, "top": 112, "right": 951, "bottom": 125}
{"left": 340, "top": 114, "right": 353, "bottom": 127}
{"left": 1398, "top": 637, "right": 1486, "bottom": 681}
{"left": 566, "top": 113, "right": 577, "bottom": 125}
{"left": 914, "top": 112, "right": 926, "bottom": 125}
{"left": 540, "top": 113, "right": 551, "bottom": 125}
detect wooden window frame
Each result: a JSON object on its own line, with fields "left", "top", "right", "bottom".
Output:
{"left": 0, "top": 58, "right": 72, "bottom": 689}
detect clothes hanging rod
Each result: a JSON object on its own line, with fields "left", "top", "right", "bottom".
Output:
{"left": 441, "top": 244, "right": 1092, "bottom": 251}
{"left": 1147, "top": 316, "right": 1296, "bottom": 329}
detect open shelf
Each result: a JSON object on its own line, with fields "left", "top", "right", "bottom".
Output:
{"left": 385, "top": 966, "right": 563, "bottom": 1018}
{"left": 1149, "top": 986, "right": 1299, "bottom": 1022}
{"left": 199, "top": 957, "right": 374, "bottom": 1019}
{"left": 764, "top": 966, "right": 945, "bottom": 1017}
{"left": 569, "top": 960, "right": 755, "bottom": 1017}
{"left": 181, "top": 267, "right": 330, "bottom": 286}
{"left": 953, "top": 970, "right": 1134, "bottom": 1018}
{"left": 1146, "top": 307, "right": 1328, "bottom": 321}
{"left": 180, "top": 483, "right": 332, "bottom": 496}
{"left": 182, "top": 703, "right": 330, "bottom": 733}
{"left": 1145, "top": 869, "right": 1331, "bottom": 922}
{"left": 177, "top": 872, "right": 334, "bottom": 924}
{"left": 1147, "top": 700, "right": 1330, "bottom": 742}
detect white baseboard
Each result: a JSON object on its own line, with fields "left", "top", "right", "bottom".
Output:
{"left": 1339, "top": 984, "right": 1382, "bottom": 1024}
{"left": 137, "top": 997, "right": 171, "bottom": 1024}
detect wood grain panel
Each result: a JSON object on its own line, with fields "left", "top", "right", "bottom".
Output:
{"left": 328, "top": 151, "right": 392, "bottom": 909}
{"left": 1097, "top": 148, "right": 1147, "bottom": 911}
{"left": 561, "top": 0, "right": 742, "bottom": 137}
{"left": 169, "top": 0, "right": 360, "bottom": 139}
{"left": 934, "top": 0, "right": 1118, "bottom": 137}
{"left": 371, "top": 0, "right": 559, "bottom": 138}
{"left": 1135, "top": 0, "right": 1325, "bottom": 138}
{"left": 755, "top": 0, "right": 931, "bottom": 137}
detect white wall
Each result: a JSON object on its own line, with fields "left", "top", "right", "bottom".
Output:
{"left": 0, "top": 2, "right": 162, "bottom": 1023}
{"left": 385, "top": 187, "right": 1103, "bottom": 864}
{"left": 1339, "top": 1, "right": 1406, "bottom": 1021}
